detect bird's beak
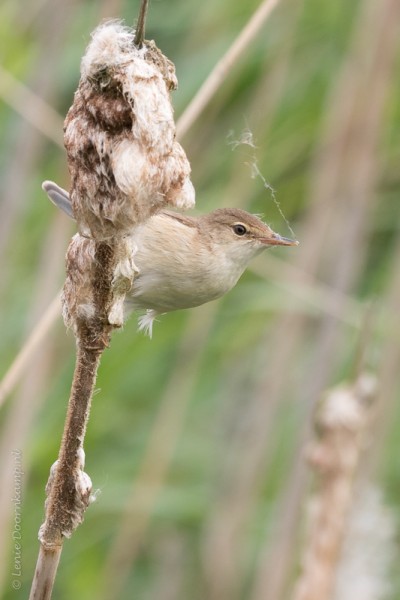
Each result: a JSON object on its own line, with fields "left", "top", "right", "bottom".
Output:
{"left": 261, "top": 232, "right": 299, "bottom": 247}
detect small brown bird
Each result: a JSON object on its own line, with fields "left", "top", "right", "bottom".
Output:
{"left": 43, "top": 181, "right": 298, "bottom": 336}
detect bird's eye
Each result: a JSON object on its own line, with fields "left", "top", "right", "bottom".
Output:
{"left": 233, "top": 223, "right": 247, "bottom": 236}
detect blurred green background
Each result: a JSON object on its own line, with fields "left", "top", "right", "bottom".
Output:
{"left": 1, "top": 0, "right": 399, "bottom": 598}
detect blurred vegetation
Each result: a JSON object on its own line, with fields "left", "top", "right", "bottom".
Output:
{"left": 0, "top": 0, "right": 399, "bottom": 598}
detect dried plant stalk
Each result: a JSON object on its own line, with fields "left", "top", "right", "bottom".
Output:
{"left": 176, "top": 0, "right": 280, "bottom": 138}
{"left": 292, "top": 373, "right": 377, "bottom": 600}
{"left": 30, "top": 19, "right": 194, "bottom": 600}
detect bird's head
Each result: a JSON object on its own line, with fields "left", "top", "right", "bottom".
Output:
{"left": 201, "top": 208, "right": 298, "bottom": 265}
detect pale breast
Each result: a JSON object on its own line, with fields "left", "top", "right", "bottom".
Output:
{"left": 125, "top": 212, "right": 242, "bottom": 313}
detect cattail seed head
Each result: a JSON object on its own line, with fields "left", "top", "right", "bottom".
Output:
{"left": 64, "top": 21, "right": 195, "bottom": 241}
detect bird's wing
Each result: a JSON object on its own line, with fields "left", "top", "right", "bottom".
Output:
{"left": 159, "top": 210, "right": 198, "bottom": 229}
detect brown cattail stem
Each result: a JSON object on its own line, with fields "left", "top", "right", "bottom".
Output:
{"left": 30, "top": 243, "right": 115, "bottom": 599}
{"left": 134, "top": 0, "right": 149, "bottom": 47}
{"left": 30, "top": 547, "right": 62, "bottom": 600}
{"left": 29, "top": 346, "right": 102, "bottom": 599}
{"left": 29, "top": 345, "right": 102, "bottom": 599}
